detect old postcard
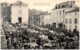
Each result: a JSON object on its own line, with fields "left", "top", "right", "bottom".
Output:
{"left": 0, "top": 0, "right": 80, "bottom": 49}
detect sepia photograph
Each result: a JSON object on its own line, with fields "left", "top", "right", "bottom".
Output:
{"left": 0, "top": 0, "right": 80, "bottom": 49}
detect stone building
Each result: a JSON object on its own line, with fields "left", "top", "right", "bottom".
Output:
{"left": 51, "top": 1, "right": 77, "bottom": 28}
{"left": 42, "top": 1, "right": 79, "bottom": 32}
{"left": 11, "top": 0, "right": 28, "bottom": 24}
{"left": 0, "top": 0, "right": 29, "bottom": 25}
{"left": 65, "top": 7, "right": 79, "bottom": 31}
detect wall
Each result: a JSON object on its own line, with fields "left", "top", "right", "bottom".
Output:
{"left": 51, "top": 8, "right": 67, "bottom": 28}
{"left": 43, "top": 15, "right": 52, "bottom": 25}
{"left": 65, "top": 11, "right": 79, "bottom": 31}
{"left": 11, "top": 4, "right": 28, "bottom": 24}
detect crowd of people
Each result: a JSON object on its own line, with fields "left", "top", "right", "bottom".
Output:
{"left": 2, "top": 22, "right": 79, "bottom": 49}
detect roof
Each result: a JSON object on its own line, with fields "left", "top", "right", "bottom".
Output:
{"left": 66, "top": 7, "right": 79, "bottom": 13}
{"left": 52, "top": 1, "right": 76, "bottom": 10}
{"left": 12, "top": 0, "right": 28, "bottom": 6}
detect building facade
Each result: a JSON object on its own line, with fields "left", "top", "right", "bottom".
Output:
{"left": 11, "top": 0, "right": 28, "bottom": 24}
{"left": 0, "top": 3, "right": 2, "bottom": 26}
{"left": 1, "top": 3, "right": 11, "bottom": 23}
{"left": 51, "top": 1, "right": 77, "bottom": 28}
{"left": 42, "top": 1, "right": 79, "bottom": 32}
{"left": 65, "top": 7, "right": 79, "bottom": 31}
{"left": 42, "top": 14, "right": 52, "bottom": 25}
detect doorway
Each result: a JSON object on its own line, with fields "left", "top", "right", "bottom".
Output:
{"left": 18, "top": 17, "right": 22, "bottom": 23}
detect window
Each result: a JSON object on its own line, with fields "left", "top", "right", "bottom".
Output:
{"left": 69, "top": 26, "right": 71, "bottom": 31}
{"left": 70, "top": 26, "right": 71, "bottom": 29}
{"left": 65, "top": 19, "right": 68, "bottom": 24}
{"left": 63, "top": 10, "right": 64, "bottom": 14}
{"left": 74, "top": 18, "right": 77, "bottom": 24}
{"left": 75, "top": 26, "right": 77, "bottom": 30}
{"left": 60, "top": 11, "right": 61, "bottom": 15}
{"left": 65, "top": 25, "right": 67, "bottom": 29}
{"left": 56, "top": 7, "right": 57, "bottom": 9}
{"left": 69, "top": 19, "right": 72, "bottom": 24}
{"left": 58, "top": 6, "right": 60, "bottom": 8}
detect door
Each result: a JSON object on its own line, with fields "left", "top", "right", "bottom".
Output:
{"left": 18, "top": 17, "right": 22, "bottom": 23}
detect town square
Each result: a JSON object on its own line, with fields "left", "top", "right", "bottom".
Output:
{"left": 0, "top": 0, "right": 79, "bottom": 49}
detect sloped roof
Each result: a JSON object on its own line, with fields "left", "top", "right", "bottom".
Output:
{"left": 66, "top": 7, "right": 79, "bottom": 13}
{"left": 52, "top": 1, "right": 76, "bottom": 10}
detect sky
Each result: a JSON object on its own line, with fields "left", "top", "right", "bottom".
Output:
{"left": 0, "top": 0, "right": 80, "bottom": 12}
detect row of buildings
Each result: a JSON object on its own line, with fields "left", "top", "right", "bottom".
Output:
{"left": 0, "top": 0, "right": 44, "bottom": 27}
{"left": 0, "top": 1, "right": 79, "bottom": 32}
{"left": 41, "top": 1, "right": 79, "bottom": 32}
